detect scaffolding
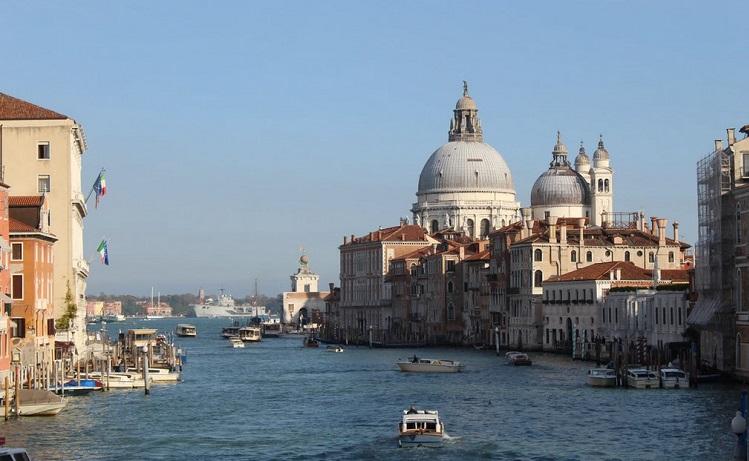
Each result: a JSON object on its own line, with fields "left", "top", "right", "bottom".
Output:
{"left": 695, "top": 148, "right": 731, "bottom": 295}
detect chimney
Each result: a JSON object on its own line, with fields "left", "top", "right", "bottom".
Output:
{"left": 673, "top": 221, "right": 680, "bottom": 243}
{"left": 400, "top": 233, "right": 405, "bottom": 241}
{"left": 609, "top": 270, "right": 615, "bottom": 281}
{"left": 344, "top": 236, "right": 348, "bottom": 244}
{"left": 616, "top": 268, "right": 622, "bottom": 280}
{"left": 715, "top": 139, "right": 724, "bottom": 151}
{"left": 329, "top": 283, "right": 334, "bottom": 291}
{"left": 548, "top": 216, "right": 558, "bottom": 244}
{"left": 657, "top": 218, "right": 667, "bottom": 246}
{"left": 650, "top": 217, "right": 658, "bottom": 236}
{"left": 577, "top": 218, "right": 586, "bottom": 246}
{"left": 638, "top": 212, "right": 645, "bottom": 232}
{"left": 351, "top": 234, "right": 355, "bottom": 243}
{"left": 728, "top": 128, "right": 736, "bottom": 146}
{"left": 522, "top": 219, "right": 533, "bottom": 239}
{"left": 560, "top": 222, "right": 567, "bottom": 245}
{"left": 459, "top": 246, "right": 465, "bottom": 260}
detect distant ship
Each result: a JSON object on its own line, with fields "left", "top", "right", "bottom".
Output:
{"left": 192, "top": 290, "right": 269, "bottom": 318}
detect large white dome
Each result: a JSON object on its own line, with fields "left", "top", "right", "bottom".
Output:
{"left": 417, "top": 141, "right": 515, "bottom": 195}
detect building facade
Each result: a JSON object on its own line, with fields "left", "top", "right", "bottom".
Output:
{"left": 0, "top": 93, "right": 88, "bottom": 352}
{"left": 282, "top": 255, "right": 329, "bottom": 327}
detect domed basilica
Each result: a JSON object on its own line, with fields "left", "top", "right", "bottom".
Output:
{"left": 412, "top": 83, "right": 614, "bottom": 235}
{"left": 411, "top": 82, "right": 520, "bottom": 238}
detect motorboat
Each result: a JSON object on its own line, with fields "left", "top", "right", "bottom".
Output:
{"left": 398, "top": 407, "right": 444, "bottom": 448}
{"left": 587, "top": 368, "right": 617, "bottom": 387}
{"left": 396, "top": 356, "right": 464, "bottom": 373}
{"left": 326, "top": 345, "right": 344, "bottom": 353}
{"left": 625, "top": 368, "right": 659, "bottom": 389}
{"left": 0, "top": 447, "right": 33, "bottom": 459}
{"left": 229, "top": 336, "right": 245, "bottom": 348}
{"left": 303, "top": 336, "right": 319, "bottom": 348}
{"left": 15, "top": 389, "right": 67, "bottom": 416}
{"left": 222, "top": 325, "right": 241, "bottom": 338}
{"left": 175, "top": 324, "right": 197, "bottom": 337}
{"left": 660, "top": 367, "right": 689, "bottom": 389}
{"left": 261, "top": 318, "right": 283, "bottom": 338}
{"left": 102, "top": 313, "right": 126, "bottom": 322}
{"left": 239, "top": 326, "right": 262, "bottom": 342}
{"left": 53, "top": 378, "right": 104, "bottom": 396}
{"left": 145, "top": 368, "right": 181, "bottom": 382}
{"left": 505, "top": 351, "right": 532, "bottom": 366}
{"left": 82, "top": 372, "right": 149, "bottom": 389}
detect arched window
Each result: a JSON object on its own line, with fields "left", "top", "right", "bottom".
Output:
{"left": 447, "top": 281, "right": 454, "bottom": 293}
{"left": 501, "top": 219, "right": 506, "bottom": 227}
{"left": 586, "top": 251, "right": 592, "bottom": 262}
{"left": 480, "top": 219, "right": 491, "bottom": 239}
{"left": 604, "top": 178, "right": 610, "bottom": 192}
{"left": 571, "top": 250, "right": 577, "bottom": 262}
{"left": 466, "top": 219, "right": 475, "bottom": 238}
{"left": 738, "top": 333, "right": 743, "bottom": 370}
{"left": 668, "top": 251, "right": 675, "bottom": 263}
{"left": 649, "top": 252, "right": 655, "bottom": 263}
{"left": 598, "top": 179, "right": 603, "bottom": 192}
{"left": 447, "top": 303, "right": 455, "bottom": 321}
{"left": 624, "top": 251, "right": 630, "bottom": 262}
{"left": 430, "top": 220, "right": 439, "bottom": 234}
{"left": 534, "top": 249, "right": 543, "bottom": 262}
{"left": 534, "top": 270, "right": 543, "bottom": 287}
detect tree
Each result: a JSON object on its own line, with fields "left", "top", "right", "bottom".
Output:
{"left": 55, "top": 282, "right": 78, "bottom": 330}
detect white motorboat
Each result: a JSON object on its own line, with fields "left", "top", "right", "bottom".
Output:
{"left": 102, "top": 313, "right": 126, "bottom": 322}
{"left": 145, "top": 368, "right": 181, "bottom": 382}
{"left": 398, "top": 407, "right": 444, "bottom": 448}
{"left": 660, "top": 367, "right": 689, "bottom": 389}
{"left": 239, "top": 326, "right": 262, "bottom": 342}
{"left": 505, "top": 351, "right": 532, "bottom": 366}
{"left": 229, "top": 337, "right": 245, "bottom": 348}
{"left": 15, "top": 389, "right": 67, "bottom": 416}
{"left": 396, "top": 356, "right": 464, "bottom": 373}
{"left": 326, "top": 345, "right": 344, "bottom": 353}
{"left": 625, "top": 368, "right": 659, "bottom": 389}
{"left": 83, "top": 372, "right": 149, "bottom": 389}
{"left": 175, "top": 324, "right": 197, "bottom": 337}
{"left": 587, "top": 368, "right": 617, "bottom": 387}
{"left": 0, "top": 447, "right": 33, "bottom": 459}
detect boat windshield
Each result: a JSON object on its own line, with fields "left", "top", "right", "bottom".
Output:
{"left": 664, "top": 371, "right": 686, "bottom": 378}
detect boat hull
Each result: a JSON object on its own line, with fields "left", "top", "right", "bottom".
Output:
{"left": 587, "top": 376, "right": 617, "bottom": 387}
{"left": 17, "top": 402, "right": 66, "bottom": 416}
{"left": 661, "top": 378, "right": 690, "bottom": 389}
{"left": 398, "top": 433, "right": 443, "bottom": 448}
{"left": 626, "top": 378, "right": 659, "bottom": 389}
{"left": 397, "top": 363, "right": 463, "bottom": 373}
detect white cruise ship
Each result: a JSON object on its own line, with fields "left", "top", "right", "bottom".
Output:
{"left": 192, "top": 291, "right": 269, "bottom": 318}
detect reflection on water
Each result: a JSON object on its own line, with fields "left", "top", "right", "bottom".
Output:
{"left": 2, "top": 318, "right": 743, "bottom": 460}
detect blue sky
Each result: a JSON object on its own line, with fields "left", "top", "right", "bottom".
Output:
{"left": 1, "top": 1, "right": 747, "bottom": 296}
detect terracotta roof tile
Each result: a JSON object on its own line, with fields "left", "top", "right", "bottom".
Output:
{"left": 464, "top": 249, "right": 491, "bottom": 261}
{"left": 0, "top": 93, "right": 67, "bottom": 120}
{"left": 9, "top": 196, "right": 43, "bottom": 207}
{"left": 9, "top": 217, "right": 36, "bottom": 232}
{"left": 348, "top": 225, "right": 429, "bottom": 245}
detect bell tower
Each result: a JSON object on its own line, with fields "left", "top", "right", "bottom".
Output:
{"left": 590, "top": 135, "right": 614, "bottom": 226}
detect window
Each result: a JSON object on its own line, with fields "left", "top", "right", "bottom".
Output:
{"left": 446, "top": 260, "right": 456, "bottom": 272}
{"left": 37, "top": 142, "right": 50, "bottom": 160}
{"left": 670, "top": 307, "right": 674, "bottom": 325}
{"left": 430, "top": 220, "right": 439, "bottom": 234}
{"left": 571, "top": 250, "right": 577, "bottom": 262}
{"left": 598, "top": 179, "right": 603, "bottom": 192}
{"left": 447, "top": 303, "right": 455, "bottom": 321}
{"left": 480, "top": 219, "right": 490, "bottom": 239}
{"left": 605, "top": 250, "right": 611, "bottom": 257}
{"left": 534, "top": 249, "right": 542, "bottom": 262}
{"left": 637, "top": 250, "right": 643, "bottom": 257}
{"left": 604, "top": 178, "right": 610, "bottom": 192}
{"left": 743, "top": 153, "right": 749, "bottom": 177}
{"left": 678, "top": 306, "right": 682, "bottom": 325}
{"left": 648, "top": 252, "right": 655, "bottom": 263}
{"left": 47, "top": 318, "right": 55, "bottom": 336}
{"left": 586, "top": 251, "right": 592, "bottom": 262}
{"left": 447, "top": 281, "right": 454, "bottom": 293}
{"left": 38, "top": 175, "right": 50, "bottom": 193}
{"left": 10, "top": 243, "right": 22, "bottom": 261}
{"left": 466, "top": 219, "right": 475, "bottom": 238}
{"left": 11, "top": 317, "right": 25, "bottom": 338}
{"left": 668, "top": 251, "right": 675, "bottom": 263}
{"left": 624, "top": 251, "right": 630, "bottom": 262}
{"left": 304, "top": 284, "right": 310, "bottom": 293}
{"left": 11, "top": 274, "right": 22, "bottom": 300}
{"left": 534, "top": 270, "right": 543, "bottom": 287}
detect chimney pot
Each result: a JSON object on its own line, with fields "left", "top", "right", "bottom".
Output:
{"left": 673, "top": 221, "right": 680, "bottom": 243}
{"left": 650, "top": 217, "right": 658, "bottom": 236}
{"left": 657, "top": 218, "right": 667, "bottom": 246}
{"left": 728, "top": 128, "right": 736, "bottom": 146}
{"left": 715, "top": 139, "right": 724, "bottom": 151}
{"left": 560, "top": 222, "right": 567, "bottom": 245}
{"left": 329, "top": 283, "right": 334, "bottom": 291}
{"left": 548, "top": 216, "right": 558, "bottom": 244}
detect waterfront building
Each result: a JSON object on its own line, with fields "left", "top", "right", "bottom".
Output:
{"left": 541, "top": 261, "right": 689, "bottom": 352}
{"left": 0, "top": 93, "right": 89, "bottom": 352}
{"left": 86, "top": 301, "right": 104, "bottom": 318}
{"left": 282, "top": 255, "right": 329, "bottom": 327}
{"left": 8, "top": 195, "right": 56, "bottom": 365}
{"left": 411, "top": 83, "right": 519, "bottom": 236}
{"left": 336, "top": 224, "right": 435, "bottom": 343}
{"left": 144, "top": 302, "right": 172, "bottom": 317}
{"left": 692, "top": 126, "right": 749, "bottom": 377}
{"left": 103, "top": 301, "right": 122, "bottom": 316}
{"left": 0, "top": 175, "right": 12, "bottom": 382}
{"left": 461, "top": 247, "right": 492, "bottom": 346}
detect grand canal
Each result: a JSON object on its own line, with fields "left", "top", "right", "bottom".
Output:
{"left": 3, "top": 318, "right": 744, "bottom": 460}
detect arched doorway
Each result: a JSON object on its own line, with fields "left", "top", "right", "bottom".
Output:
{"left": 298, "top": 307, "right": 309, "bottom": 328}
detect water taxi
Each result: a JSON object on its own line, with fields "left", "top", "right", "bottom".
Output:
{"left": 239, "top": 326, "right": 262, "bottom": 342}
{"left": 625, "top": 368, "right": 659, "bottom": 389}
{"left": 15, "top": 389, "right": 67, "bottom": 416}
{"left": 326, "top": 345, "right": 344, "bottom": 353}
{"left": 396, "top": 356, "right": 464, "bottom": 373}
{"left": 146, "top": 368, "right": 181, "bottom": 382}
{"left": 398, "top": 407, "right": 444, "bottom": 448}
{"left": 229, "top": 336, "right": 245, "bottom": 348}
{"left": 175, "top": 324, "right": 197, "bottom": 337}
{"left": 221, "top": 325, "right": 241, "bottom": 338}
{"left": 587, "top": 368, "right": 617, "bottom": 387}
{"left": 660, "top": 367, "right": 689, "bottom": 389}
{"left": 505, "top": 351, "right": 532, "bottom": 366}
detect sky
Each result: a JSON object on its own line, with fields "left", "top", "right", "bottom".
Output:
{"left": 1, "top": 1, "right": 747, "bottom": 297}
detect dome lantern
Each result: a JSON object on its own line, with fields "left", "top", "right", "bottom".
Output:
{"left": 448, "top": 81, "right": 483, "bottom": 142}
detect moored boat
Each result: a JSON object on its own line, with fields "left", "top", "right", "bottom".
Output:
{"left": 221, "top": 324, "right": 241, "bottom": 338}
{"left": 239, "top": 326, "right": 262, "bottom": 342}
{"left": 660, "top": 367, "right": 689, "bottom": 389}
{"left": 396, "top": 356, "right": 463, "bottom": 373}
{"left": 303, "top": 336, "right": 319, "bottom": 348}
{"left": 15, "top": 389, "right": 67, "bottom": 416}
{"left": 326, "top": 345, "right": 344, "bottom": 353}
{"left": 505, "top": 351, "right": 532, "bottom": 366}
{"left": 54, "top": 378, "right": 104, "bottom": 395}
{"left": 587, "top": 368, "right": 617, "bottom": 387}
{"left": 175, "top": 324, "right": 197, "bottom": 337}
{"left": 625, "top": 368, "right": 659, "bottom": 389}
{"left": 398, "top": 407, "right": 444, "bottom": 448}
{"left": 145, "top": 368, "right": 181, "bottom": 382}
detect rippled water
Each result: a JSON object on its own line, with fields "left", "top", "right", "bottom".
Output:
{"left": 1, "top": 318, "right": 744, "bottom": 460}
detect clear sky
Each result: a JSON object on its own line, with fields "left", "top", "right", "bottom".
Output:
{"left": 1, "top": 1, "right": 747, "bottom": 297}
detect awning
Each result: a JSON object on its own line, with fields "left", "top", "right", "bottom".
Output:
{"left": 687, "top": 296, "right": 731, "bottom": 327}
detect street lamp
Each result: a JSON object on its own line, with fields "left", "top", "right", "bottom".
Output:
{"left": 732, "top": 410, "right": 747, "bottom": 461}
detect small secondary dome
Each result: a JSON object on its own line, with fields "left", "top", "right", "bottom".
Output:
{"left": 530, "top": 132, "right": 591, "bottom": 206}
{"left": 593, "top": 135, "right": 609, "bottom": 161}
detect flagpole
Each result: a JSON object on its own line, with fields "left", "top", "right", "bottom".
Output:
{"left": 85, "top": 168, "right": 105, "bottom": 205}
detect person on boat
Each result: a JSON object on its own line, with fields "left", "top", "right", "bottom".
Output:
{"left": 411, "top": 355, "right": 418, "bottom": 363}
{"left": 407, "top": 406, "right": 418, "bottom": 414}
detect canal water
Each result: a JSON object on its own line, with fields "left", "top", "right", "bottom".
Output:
{"left": 2, "top": 318, "right": 744, "bottom": 460}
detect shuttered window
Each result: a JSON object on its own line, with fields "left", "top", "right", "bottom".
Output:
{"left": 11, "top": 274, "right": 23, "bottom": 300}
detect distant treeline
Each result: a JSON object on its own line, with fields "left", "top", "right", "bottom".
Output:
{"left": 89, "top": 293, "right": 283, "bottom": 317}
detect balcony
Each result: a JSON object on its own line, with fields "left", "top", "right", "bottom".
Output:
{"left": 72, "top": 192, "right": 88, "bottom": 218}
{"left": 75, "top": 259, "right": 90, "bottom": 277}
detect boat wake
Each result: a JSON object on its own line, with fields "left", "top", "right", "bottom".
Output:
{"left": 442, "top": 432, "right": 461, "bottom": 442}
